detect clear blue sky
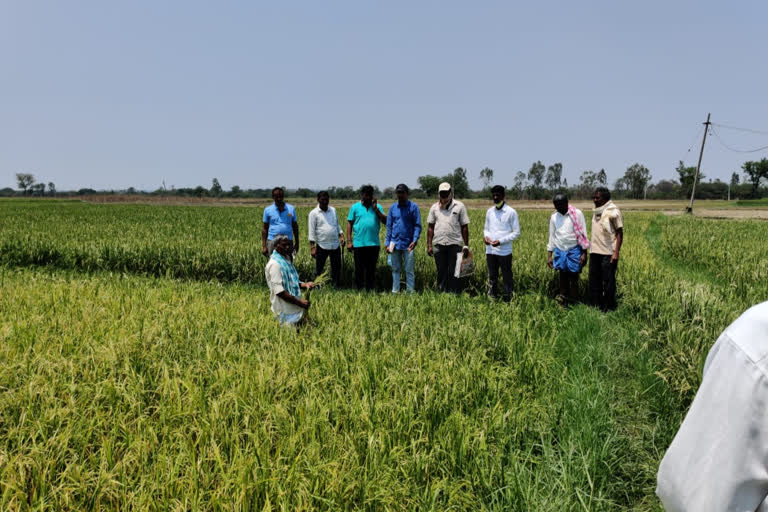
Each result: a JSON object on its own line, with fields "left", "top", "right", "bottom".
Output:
{"left": 2, "top": 1, "right": 767, "bottom": 192}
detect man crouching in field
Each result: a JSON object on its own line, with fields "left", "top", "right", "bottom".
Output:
{"left": 265, "top": 235, "right": 315, "bottom": 327}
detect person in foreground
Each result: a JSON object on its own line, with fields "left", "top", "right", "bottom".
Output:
{"left": 426, "top": 182, "right": 470, "bottom": 293}
{"left": 308, "top": 190, "right": 344, "bottom": 287}
{"left": 262, "top": 187, "right": 299, "bottom": 257}
{"left": 264, "top": 235, "right": 315, "bottom": 327}
{"left": 656, "top": 301, "right": 768, "bottom": 511}
{"left": 589, "top": 187, "right": 623, "bottom": 311}
{"left": 347, "top": 185, "right": 387, "bottom": 291}
{"left": 483, "top": 185, "right": 520, "bottom": 302}
{"left": 385, "top": 184, "right": 421, "bottom": 293}
{"left": 547, "top": 193, "right": 589, "bottom": 305}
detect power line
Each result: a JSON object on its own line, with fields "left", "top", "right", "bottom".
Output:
{"left": 709, "top": 127, "right": 768, "bottom": 154}
{"left": 710, "top": 122, "right": 768, "bottom": 136}
{"left": 679, "top": 124, "right": 705, "bottom": 164}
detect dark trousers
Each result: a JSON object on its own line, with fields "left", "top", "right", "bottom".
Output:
{"left": 558, "top": 270, "right": 580, "bottom": 303}
{"left": 486, "top": 254, "right": 513, "bottom": 300}
{"left": 589, "top": 254, "right": 618, "bottom": 310}
{"left": 434, "top": 244, "right": 462, "bottom": 293}
{"left": 315, "top": 247, "right": 341, "bottom": 286}
{"left": 353, "top": 246, "right": 379, "bottom": 291}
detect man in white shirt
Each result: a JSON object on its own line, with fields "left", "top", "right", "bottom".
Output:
{"left": 657, "top": 301, "right": 768, "bottom": 511}
{"left": 264, "top": 235, "right": 315, "bottom": 327}
{"left": 483, "top": 185, "right": 520, "bottom": 302}
{"left": 308, "top": 190, "right": 345, "bottom": 286}
{"left": 547, "top": 194, "right": 589, "bottom": 305}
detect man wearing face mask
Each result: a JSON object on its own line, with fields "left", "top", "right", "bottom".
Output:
{"left": 483, "top": 185, "right": 520, "bottom": 302}
{"left": 547, "top": 193, "right": 589, "bottom": 305}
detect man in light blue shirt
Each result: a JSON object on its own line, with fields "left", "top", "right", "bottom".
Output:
{"left": 483, "top": 185, "right": 520, "bottom": 301}
{"left": 385, "top": 184, "right": 421, "bottom": 293}
{"left": 262, "top": 187, "right": 299, "bottom": 256}
{"left": 346, "top": 185, "right": 387, "bottom": 290}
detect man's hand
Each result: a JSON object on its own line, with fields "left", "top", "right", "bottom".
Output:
{"left": 346, "top": 241, "right": 353, "bottom": 251}
{"left": 579, "top": 252, "right": 587, "bottom": 268}
{"left": 547, "top": 255, "right": 554, "bottom": 269}
{"left": 262, "top": 245, "right": 268, "bottom": 257}
{"left": 462, "top": 246, "right": 470, "bottom": 257}
{"left": 491, "top": 240, "right": 500, "bottom": 247}
{"left": 407, "top": 241, "right": 416, "bottom": 252}
{"left": 301, "top": 282, "right": 316, "bottom": 289}
{"left": 386, "top": 245, "right": 393, "bottom": 254}
{"left": 484, "top": 236, "right": 491, "bottom": 245}
{"left": 298, "top": 298, "right": 310, "bottom": 310}
{"left": 427, "top": 245, "right": 433, "bottom": 257}
{"left": 610, "top": 252, "right": 619, "bottom": 264}
{"left": 310, "top": 246, "right": 317, "bottom": 259}
{"left": 339, "top": 235, "right": 345, "bottom": 246}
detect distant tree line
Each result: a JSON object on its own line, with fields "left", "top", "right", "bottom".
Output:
{"left": 9, "top": 158, "right": 768, "bottom": 201}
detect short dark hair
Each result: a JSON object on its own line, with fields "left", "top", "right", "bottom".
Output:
{"left": 491, "top": 185, "right": 505, "bottom": 195}
{"left": 395, "top": 183, "right": 409, "bottom": 193}
{"left": 594, "top": 187, "right": 611, "bottom": 200}
{"left": 360, "top": 185, "right": 374, "bottom": 196}
{"left": 317, "top": 190, "right": 329, "bottom": 200}
{"left": 271, "top": 186, "right": 284, "bottom": 196}
{"left": 553, "top": 193, "right": 568, "bottom": 203}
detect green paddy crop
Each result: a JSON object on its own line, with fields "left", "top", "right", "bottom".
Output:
{"left": 0, "top": 198, "right": 764, "bottom": 510}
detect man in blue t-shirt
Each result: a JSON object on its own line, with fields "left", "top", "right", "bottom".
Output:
{"left": 262, "top": 187, "right": 299, "bottom": 257}
{"left": 385, "top": 184, "right": 421, "bottom": 293}
{"left": 346, "top": 184, "right": 387, "bottom": 290}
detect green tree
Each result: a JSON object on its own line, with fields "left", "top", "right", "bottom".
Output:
{"left": 676, "top": 161, "right": 703, "bottom": 199}
{"left": 417, "top": 175, "right": 441, "bottom": 196}
{"left": 527, "top": 161, "right": 545, "bottom": 189}
{"left": 597, "top": 169, "right": 607, "bottom": 185}
{"left": 16, "top": 173, "right": 35, "bottom": 195}
{"left": 579, "top": 170, "right": 599, "bottom": 189}
{"left": 230, "top": 185, "right": 241, "bottom": 197}
{"left": 479, "top": 167, "right": 494, "bottom": 190}
{"left": 545, "top": 162, "right": 563, "bottom": 192}
{"left": 194, "top": 185, "right": 207, "bottom": 198}
{"left": 210, "top": 178, "right": 222, "bottom": 197}
{"left": 31, "top": 183, "right": 46, "bottom": 196}
{"left": 730, "top": 172, "right": 740, "bottom": 186}
{"left": 742, "top": 159, "right": 768, "bottom": 198}
{"left": 623, "top": 163, "right": 652, "bottom": 199}
{"left": 447, "top": 167, "right": 469, "bottom": 198}
{"left": 47, "top": 182, "right": 56, "bottom": 197}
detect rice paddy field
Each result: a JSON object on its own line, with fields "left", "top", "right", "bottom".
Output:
{"left": 0, "top": 198, "right": 766, "bottom": 510}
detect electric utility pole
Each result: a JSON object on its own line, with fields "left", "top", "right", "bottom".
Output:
{"left": 687, "top": 113, "right": 711, "bottom": 213}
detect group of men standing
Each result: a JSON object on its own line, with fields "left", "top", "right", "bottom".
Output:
{"left": 262, "top": 183, "right": 623, "bottom": 325}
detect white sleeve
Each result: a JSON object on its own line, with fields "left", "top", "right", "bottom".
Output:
{"left": 483, "top": 209, "right": 491, "bottom": 238}
{"left": 334, "top": 208, "right": 343, "bottom": 235}
{"left": 656, "top": 334, "right": 768, "bottom": 511}
{"left": 547, "top": 215, "right": 556, "bottom": 252}
{"left": 266, "top": 262, "right": 285, "bottom": 294}
{"left": 307, "top": 210, "right": 316, "bottom": 242}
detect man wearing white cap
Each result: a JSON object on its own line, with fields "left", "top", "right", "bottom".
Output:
{"left": 426, "top": 182, "right": 470, "bottom": 293}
